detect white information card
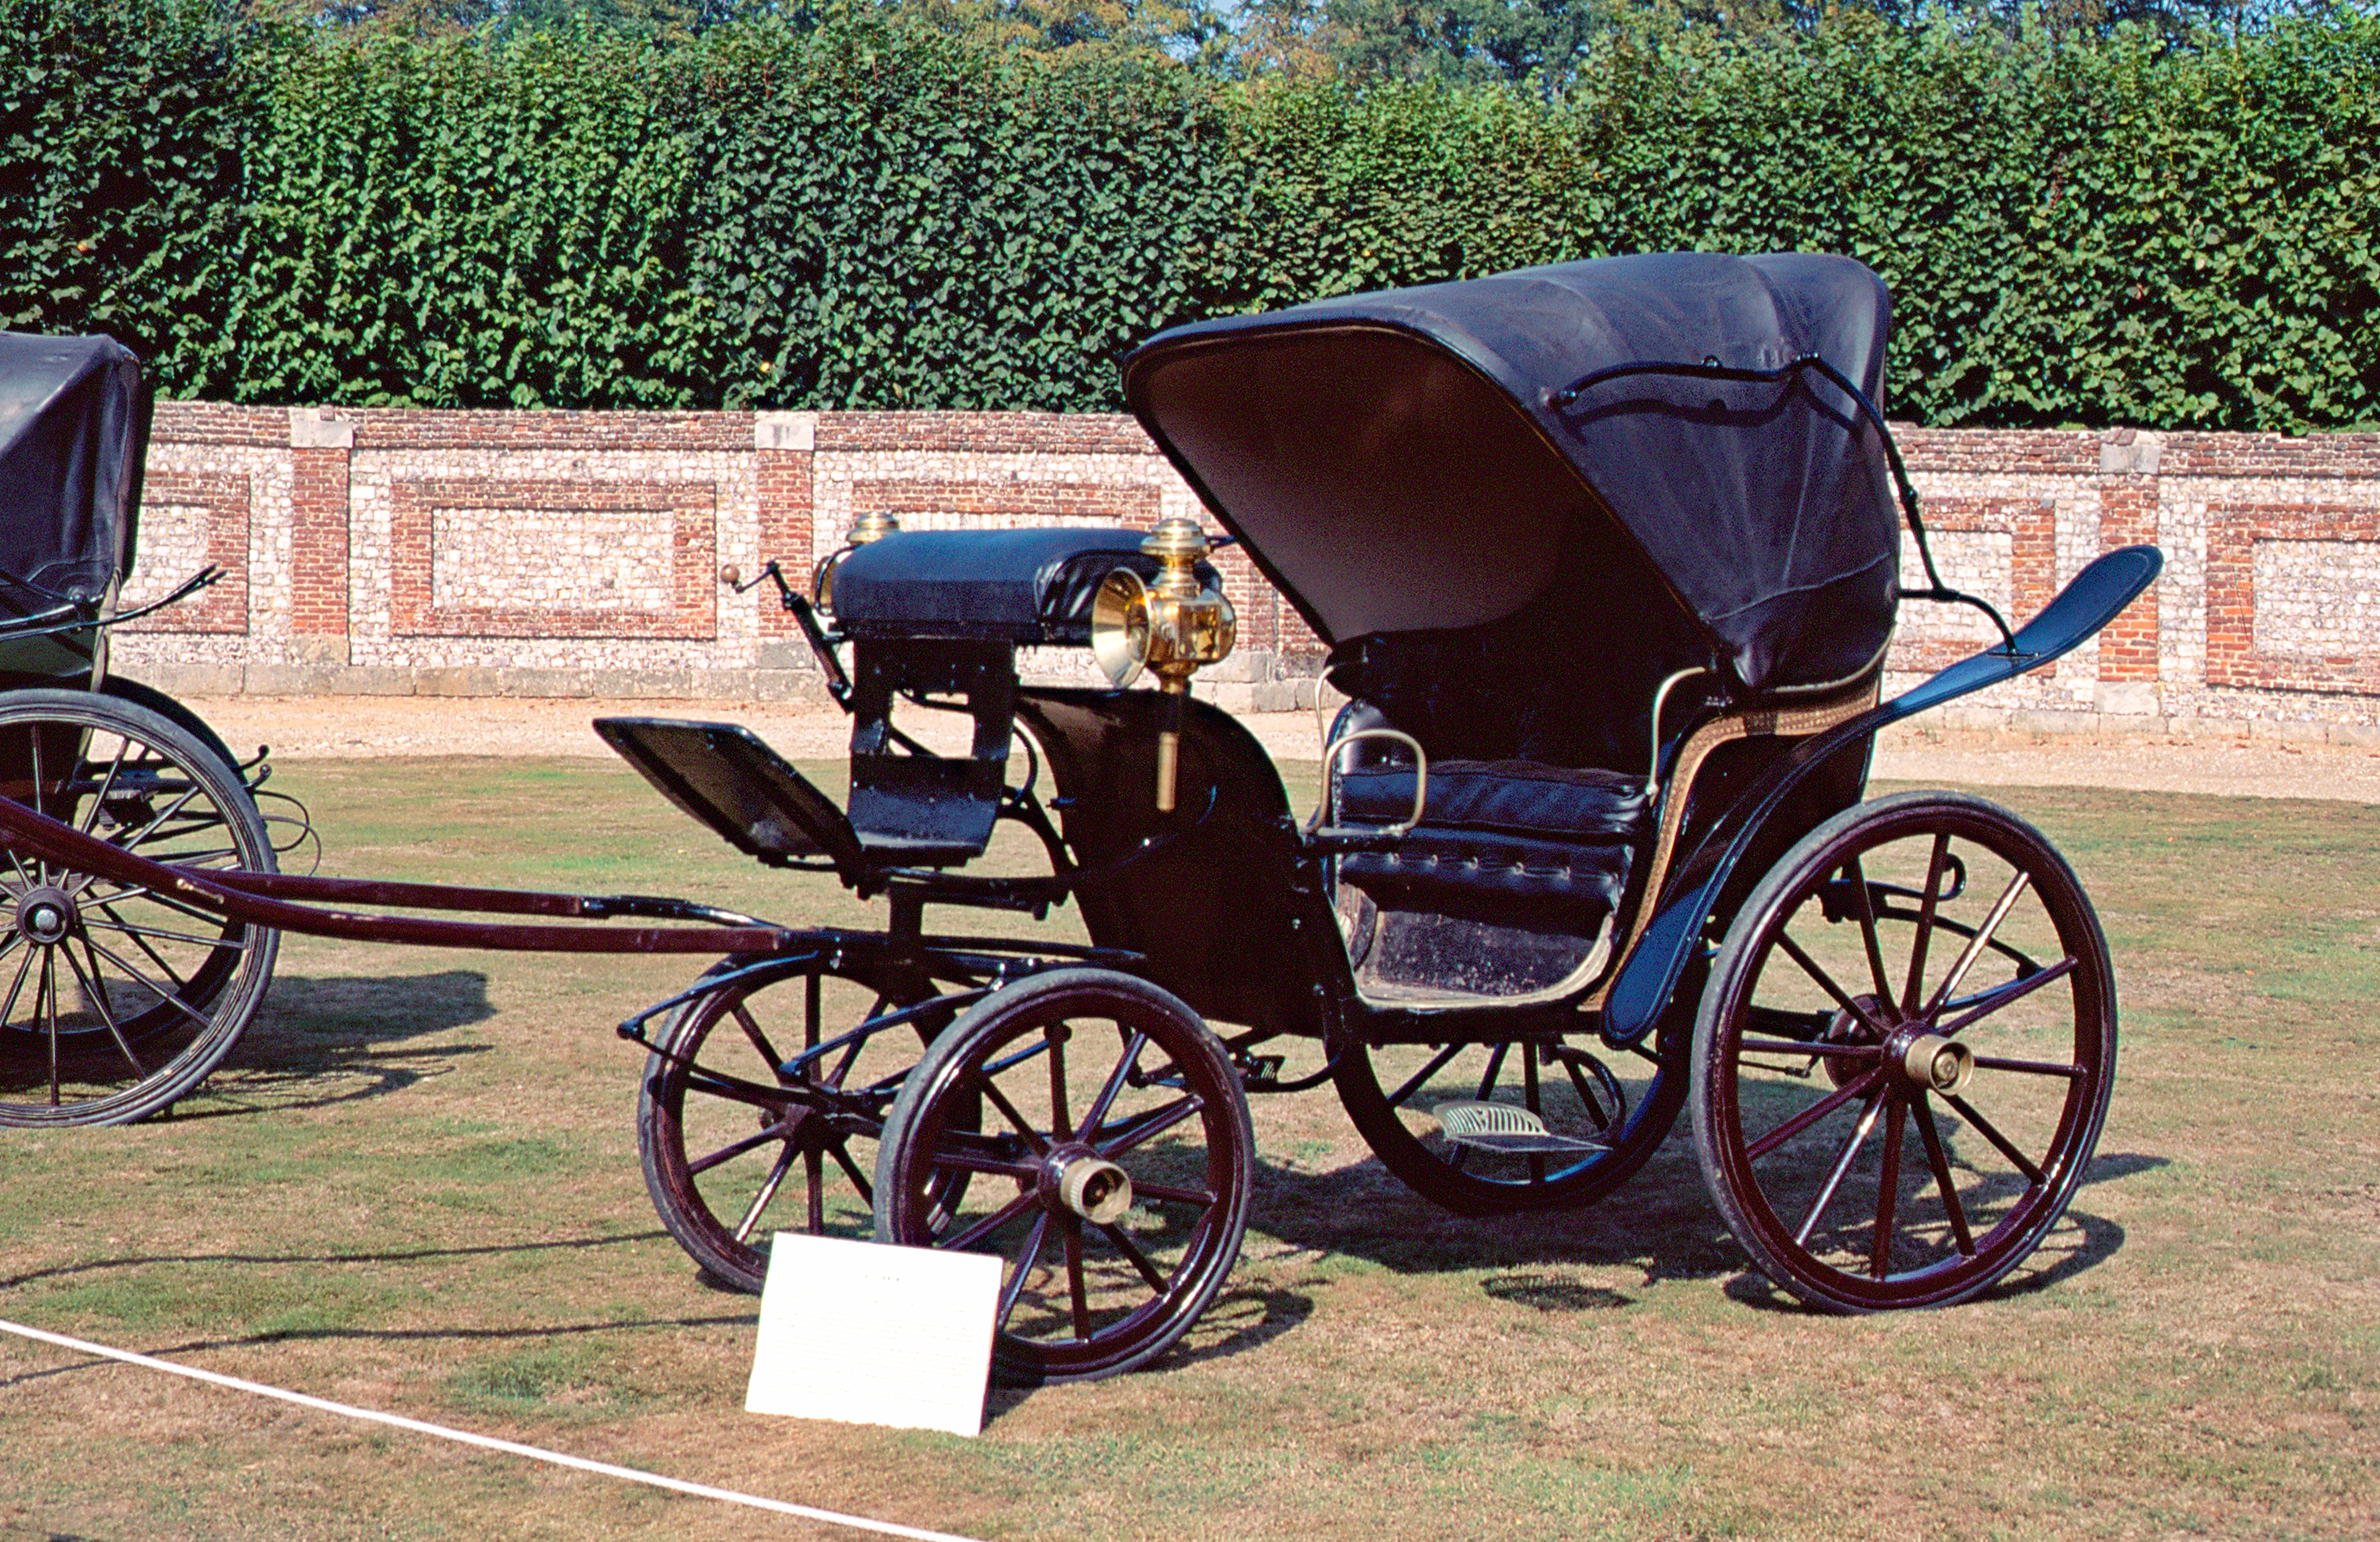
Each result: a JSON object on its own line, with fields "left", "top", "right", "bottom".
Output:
{"left": 744, "top": 1232, "right": 1002, "bottom": 1437}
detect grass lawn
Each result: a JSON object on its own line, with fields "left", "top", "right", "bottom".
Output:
{"left": 1, "top": 757, "right": 2374, "bottom": 1541}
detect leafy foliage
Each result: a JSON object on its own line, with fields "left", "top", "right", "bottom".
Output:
{"left": 1, "top": 0, "right": 2372, "bottom": 427}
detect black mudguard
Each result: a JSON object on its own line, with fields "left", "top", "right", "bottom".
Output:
{"left": 1015, "top": 688, "right": 1325, "bottom": 1038}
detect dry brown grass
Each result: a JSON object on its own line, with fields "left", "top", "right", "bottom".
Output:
{"left": 1, "top": 762, "right": 2374, "bottom": 1540}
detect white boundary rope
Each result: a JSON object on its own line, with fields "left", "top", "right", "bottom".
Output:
{"left": 0, "top": 1318, "right": 984, "bottom": 1542}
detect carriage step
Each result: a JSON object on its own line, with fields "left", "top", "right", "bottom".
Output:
{"left": 1430, "top": 1100, "right": 1611, "bottom": 1155}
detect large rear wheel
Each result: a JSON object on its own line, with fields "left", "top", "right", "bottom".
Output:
{"left": 638, "top": 956, "right": 972, "bottom": 1293}
{"left": 1692, "top": 791, "right": 2116, "bottom": 1311}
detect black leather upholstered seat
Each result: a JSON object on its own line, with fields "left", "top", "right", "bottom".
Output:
{"left": 1334, "top": 759, "right": 1650, "bottom": 935}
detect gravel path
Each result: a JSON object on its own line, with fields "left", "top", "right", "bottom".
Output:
{"left": 178, "top": 693, "right": 2380, "bottom": 803}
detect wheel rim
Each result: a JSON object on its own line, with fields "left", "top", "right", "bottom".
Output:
{"left": 1694, "top": 794, "right": 2115, "bottom": 1310}
{"left": 0, "top": 694, "right": 278, "bottom": 1126}
{"left": 1334, "top": 1013, "right": 1687, "bottom": 1215}
{"left": 639, "top": 960, "right": 968, "bottom": 1293}
{"left": 875, "top": 971, "right": 1253, "bottom": 1384}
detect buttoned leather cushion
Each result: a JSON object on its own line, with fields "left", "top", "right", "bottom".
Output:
{"left": 1335, "top": 760, "right": 1648, "bottom": 935}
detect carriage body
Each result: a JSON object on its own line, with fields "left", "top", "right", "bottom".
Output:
{"left": 602, "top": 253, "right": 2158, "bottom": 1376}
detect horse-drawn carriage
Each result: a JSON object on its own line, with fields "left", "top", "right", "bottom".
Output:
{"left": 1, "top": 252, "right": 2159, "bottom": 1383}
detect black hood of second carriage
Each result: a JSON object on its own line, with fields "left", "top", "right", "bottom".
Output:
{"left": 0, "top": 332, "right": 145, "bottom": 613}
{"left": 1121, "top": 252, "right": 1901, "bottom": 698}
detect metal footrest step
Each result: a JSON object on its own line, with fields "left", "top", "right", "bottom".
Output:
{"left": 1430, "top": 1099, "right": 1612, "bottom": 1155}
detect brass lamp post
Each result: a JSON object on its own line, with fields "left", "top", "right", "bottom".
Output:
{"left": 1088, "top": 518, "right": 1237, "bottom": 812}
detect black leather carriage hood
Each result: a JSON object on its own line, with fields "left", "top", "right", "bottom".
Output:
{"left": 0, "top": 332, "right": 145, "bottom": 613}
{"left": 1121, "top": 252, "right": 1903, "bottom": 698}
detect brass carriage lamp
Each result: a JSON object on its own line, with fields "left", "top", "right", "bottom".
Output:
{"left": 1090, "top": 518, "right": 1237, "bottom": 813}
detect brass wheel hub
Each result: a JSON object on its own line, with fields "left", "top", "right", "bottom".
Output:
{"left": 1043, "top": 1143, "right": 1133, "bottom": 1224}
{"left": 1884, "top": 1022, "right": 1974, "bottom": 1095}
{"left": 14, "top": 885, "right": 76, "bottom": 947}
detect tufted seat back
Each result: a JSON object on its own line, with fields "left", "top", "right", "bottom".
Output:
{"left": 1333, "top": 758, "right": 1649, "bottom": 937}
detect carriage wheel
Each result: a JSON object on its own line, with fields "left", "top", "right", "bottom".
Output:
{"left": 873, "top": 968, "right": 1254, "bottom": 1385}
{"left": 637, "top": 957, "right": 973, "bottom": 1293}
{"left": 0, "top": 690, "right": 279, "bottom": 1126}
{"left": 1692, "top": 791, "right": 2116, "bottom": 1311}
{"left": 1331, "top": 1008, "right": 1690, "bottom": 1217}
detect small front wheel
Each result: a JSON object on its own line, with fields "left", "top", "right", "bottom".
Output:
{"left": 1692, "top": 791, "right": 2117, "bottom": 1311}
{"left": 873, "top": 968, "right": 1254, "bottom": 1386}
{"left": 638, "top": 957, "right": 970, "bottom": 1292}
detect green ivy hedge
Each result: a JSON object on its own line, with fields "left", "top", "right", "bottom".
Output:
{"left": 3, "top": 1, "right": 2374, "bottom": 429}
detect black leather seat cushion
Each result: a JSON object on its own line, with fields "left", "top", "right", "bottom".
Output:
{"left": 1336, "top": 760, "right": 1649, "bottom": 937}
{"left": 832, "top": 527, "right": 1217, "bottom": 644}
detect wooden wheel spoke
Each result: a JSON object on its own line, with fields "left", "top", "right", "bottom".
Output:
{"left": 1080, "top": 1030, "right": 1148, "bottom": 1137}
{"left": 87, "top": 899, "right": 201, "bottom": 992}
{"left": 1937, "top": 956, "right": 2079, "bottom": 1037}
{"left": 78, "top": 907, "right": 246, "bottom": 952}
{"left": 687, "top": 1121, "right": 792, "bottom": 1177}
{"left": 942, "top": 1190, "right": 1041, "bottom": 1255}
{"left": 43, "top": 953, "right": 59, "bottom": 1106}
{"left": 1386, "top": 1042, "right": 1464, "bottom": 1107}
{"left": 1559, "top": 1051, "right": 1614, "bottom": 1129}
{"left": 730, "top": 1001, "right": 783, "bottom": 1073}
{"left": 1944, "top": 1092, "right": 2046, "bottom": 1185}
{"left": 55, "top": 942, "right": 145, "bottom": 1079}
{"left": 680, "top": 1066, "right": 806, "bottom": 1111}
{"left": 1795, "top": 1089, "right": 1888, "bottom": 1247}
{"left": 1047, "top": 1023, "right": 1073, "bottom": 1141}
{"left": 732, "top": 1144, "right": 800, "bottom": 1242}
{"left": 975, "top": 1076, "right": 1051, "bottom": 1156}
{"left": 78, "top": 935, "right": 211, "bottom": 1032}
{"left": 826, "top": 1139, "right": 874, "bottom": 1202}
{"left": 78, "top": 738, "right": 131, "bottom": 837}
{"left": 993, "top": 1213, "right": 1052, "bottom": 1328}
{"left": 78, "top": 882, "right": 229, "bottom": 930}
{"left": 1971, "top": 1055, "right": 2085, "bottom": 1079}
{"left": 1743, "top": 1065, "right": 1887, "bottom": 1162}
{"left": 804, "top": 1147, "right": 825, "bottom": 1233}
{"left": 910, "top": 1144, "right": 1037, "bottom": 1182}
{"left": 1869, "top": 1095, "right": 1904, "bottom": 1280}
{"left": 1775, "top": 932, "right": 1889, "bottom": 1033}
{"left": 1923, "top": 870, "right": 2034, "bottom": 1017}
{"left": 1473, "top": 1041, "right": 1510, "bottom": 1102}
{"left": 1844, "top": 854, "right": 1895, "bottom": 1005}
{"left": 1739, "top": 1038, "right": 1880, "bottom": 1060}
{"left": 1098, "top": 1221, "right": 1170, "bottom": 1293}
{"left": 1131, "top": 1180, "right": 1216, "bottom": 1208}
{"left": 1092, "top": 1093, "right": 1202, "bottom": 1157}
{"left": 0, "top": 944, "right": 34, "bottom": 1030}
{"left": 1061, "top": 1218, "right": 1092, "bottom": 1340}
{"left": 1911, "top": 1094, "right": 1975, "bottom": 1256}
{"left": 114, "top": 780, "right": 205, "bottom": 856}
{"left": 1902, "top": 832, "right": 1952, "bottom": 1015}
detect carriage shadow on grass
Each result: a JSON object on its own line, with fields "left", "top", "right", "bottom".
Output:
{"left": 1235, "top": 1142, "right": 2156, "bottom": 1323}
{"left": 174, "top": 970, "right": 499, "bottom": 1118}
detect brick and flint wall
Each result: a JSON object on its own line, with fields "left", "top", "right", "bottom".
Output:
{"left": 113, "top": 406, "right": 2380, "bottom": 740}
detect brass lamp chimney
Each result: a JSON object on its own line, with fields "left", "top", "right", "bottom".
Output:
{"left": 1088, "top": 518, "right": 1237, "bottom": 812}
